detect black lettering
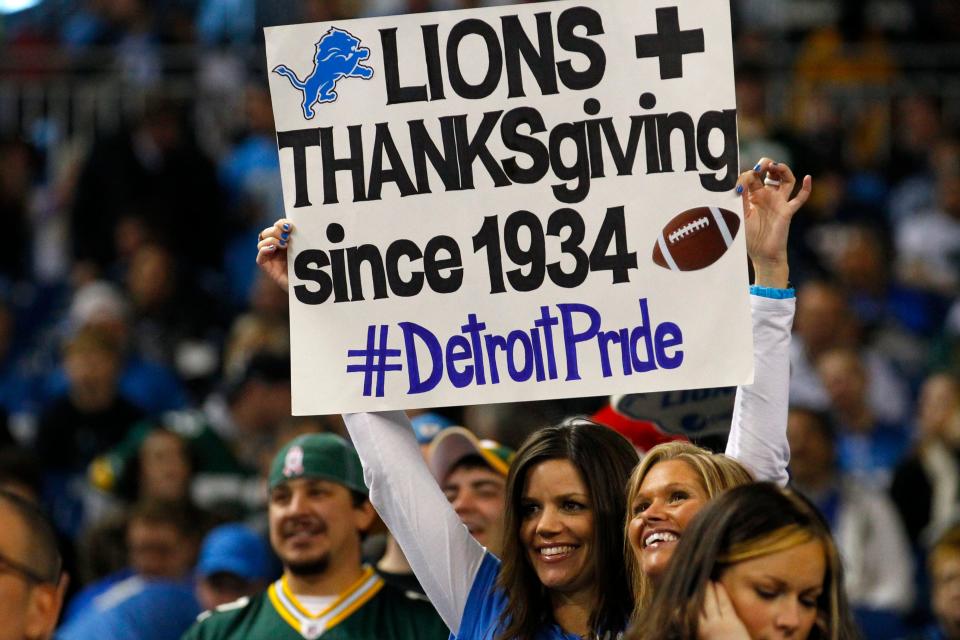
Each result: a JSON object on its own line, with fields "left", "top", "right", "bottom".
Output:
{"left": 557, "top": 7, "right": 606, "bottom": 90}
{"left": 448, "top": 19, "right": 503, "bottom": 100}
{"left": 277, "top": 128, "right": 320, "bottom": 208}
{"left": 293, "top": 249, "right": 332, "bottom": 305}
{"left": 319, "top": 125, "right": 368, "bottom": 205}
{"left": 697, "top": 109, "right": 738, "bottom": 191}
{"left": 347, "top": 244, "right": 389, "bottom": 301}
{"left": 500, "top": 107, "right": 549, "bottom": 184}
{"left": 369, "top": 122, "right": 417, "bottom": 201}
{"left": 424, "top": 235, "right": 463, "bottom": 294}
{"left": 386, "top": 239, "right": 424, "bottom": 297}
{"left": 454, "top": 111, "right": 511, "bottom": 189}
{"left": 409, "top": 117, "right": 461, "bottom": 193}
{"left": 549, "top": 121, "right": 591, "bottom": 203}
{"left": 655, "top": 111, "right": 697, "bottom": 172}
{"left": 381, "top": 28, "right": 428, "bottom": 105}
{"left": 502, "top": 13, "right": 558, "bottom": 99}
{"left": 422, "top": 24, "right": 446, "bottom": 100}
{"left": 599, "top": 117, "right": 644, "bottom": 175}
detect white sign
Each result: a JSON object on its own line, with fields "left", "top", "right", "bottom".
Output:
{"left": 265, "top": 0, "right": 753, "bottom": 415}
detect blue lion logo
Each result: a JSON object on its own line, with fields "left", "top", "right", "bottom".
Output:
{"left": 273, "top": 27, "right": 374, "bottom": 120}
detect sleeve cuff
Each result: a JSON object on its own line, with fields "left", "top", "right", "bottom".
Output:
{"left": 750, "top": 285, "right": 795, "bottom": 299}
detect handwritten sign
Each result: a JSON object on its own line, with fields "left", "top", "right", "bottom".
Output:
{"left": 265, "top": 0, "right": 753, "bottom": 415}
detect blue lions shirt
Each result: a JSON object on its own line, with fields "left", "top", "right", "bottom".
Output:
{"left": 455, "top": 553, "right": 620, "bottom": 640}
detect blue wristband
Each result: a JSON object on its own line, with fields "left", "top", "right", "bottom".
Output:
{"left": 750, "top": 285, "right": 795, "bottom": 299}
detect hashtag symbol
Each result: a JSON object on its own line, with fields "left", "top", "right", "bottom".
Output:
{"left": 346, "top": 324, "right": 403, "bottom": 397}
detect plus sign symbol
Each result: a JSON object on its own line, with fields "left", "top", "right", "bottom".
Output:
{"left": 634, "top": 6, "right": 705, "bottom": 80}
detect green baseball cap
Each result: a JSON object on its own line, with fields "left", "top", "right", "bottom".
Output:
{"left": 268, "top": 433, "right": 367, "bottom": 495}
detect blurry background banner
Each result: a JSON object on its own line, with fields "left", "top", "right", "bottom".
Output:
{"left": 265, "top": 0, "right": 753, "bottom": 415}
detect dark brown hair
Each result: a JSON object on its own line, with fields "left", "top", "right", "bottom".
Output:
{"left": 495, "top": 420, "right": 639, "bottom": 639}
{"left": 627, "top": 483, "right": 859, "bottom": 640}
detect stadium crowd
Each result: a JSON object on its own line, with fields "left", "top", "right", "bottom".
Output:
{"left": 1, "top": 0, "right": 960, "bottom": 638}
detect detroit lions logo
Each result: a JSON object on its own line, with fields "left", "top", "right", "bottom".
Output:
{"left": 272, "top": 27, "right": 374, "bottom": 120}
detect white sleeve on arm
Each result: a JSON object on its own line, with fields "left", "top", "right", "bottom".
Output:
{"left": 344, "top": 411, "right": 486, "bottom": 634}
{"left": 725, "top": 294, "right": 794, "bottom": 486}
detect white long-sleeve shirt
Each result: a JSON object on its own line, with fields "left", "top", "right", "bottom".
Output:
{"left": 346, "top": 293, "right": 794, "bottom": 635}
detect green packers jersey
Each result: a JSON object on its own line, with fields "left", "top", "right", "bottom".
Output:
{"left": 181, "top": 567, "right": 447, "bottom": 640}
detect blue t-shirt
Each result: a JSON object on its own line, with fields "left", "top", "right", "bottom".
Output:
{"left": 56, "top": 579, "right": 199, "bottom": 640}
{"left": 455, "top": 553, "right": 621, "bottom": 640}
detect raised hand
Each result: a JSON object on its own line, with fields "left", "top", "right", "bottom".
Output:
{"left": 256, "top": 218, "right": 293, "bottom": 291}
{"left": 736, "top": 158, "right": 812, "bottom": 288}
{"left": 698, "top": 581, "right": 751, "bottom": 640}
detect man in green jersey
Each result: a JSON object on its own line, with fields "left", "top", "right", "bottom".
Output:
{"left": 181, "top": 433, "right": 447, "bottom": 640}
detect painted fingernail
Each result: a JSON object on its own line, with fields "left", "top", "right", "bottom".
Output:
{"left": 280, "top": 232, "right": 289, "bottom": 240}
{"left": 282, "top": 223, "right": 290, "bottom": 231}
{"left": 266, "top": 244, "right": 276, "bottom": 252}
{"left": 753, "top": 163, "right": 761, "bottom": 172}
{"left": 279, "top": 239, "right": 287, "bottom": 247}
{"left": 735, "top": 184, "right": 744, "bottom": 195}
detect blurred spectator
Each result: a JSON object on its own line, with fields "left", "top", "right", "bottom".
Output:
{"left": 891, "top": 374, "right": 960, "bottom": 546}
{"left": 194, "top": 524, "right": 275, "bottom": 612}
{"left": 0, "top": 137, "right": 40, "bottom": 282}
{"left": 0, "top": 447, "right": 42, "bottom": 501}
{"left": 0, "top": 446, "right": 80, "bottom": 608}
{"left": 89, "top": 409, "right": 260, "bottom": 521}
{"left": 831, "top": 225, "right": 943, "bottom": 380}
{"left": 35, "top": 327, "right": 143, "bottom": 472}
{"left": 69, "top": 95, "right": 225, "bottom": 277}
{"left": 735, "top": 64, "right": 795, "bottom": 174}
{"left": 0, "top": 300, "right": 16, "bottom": 417}
{"left": 221, "top": 312, "right": 288, "bottom": 383}
{"left": 55, "top": 580, "right": 200, "bottom": 640}
{"left": 200, "top": 351, "right": 291, "bottom": 475}
{"left": 62, "top": 498, "right": 201, "bottom": 625}
{"left": 89, "top": 424, "right": 194, "bottom": 505}
{"left": 219, "top": 81, "right": 284, "bottom": 230}
{"left": 787, "top": 407, "right": 913, "bottom": 638}
{"left": 83, "top": 351, "right": 293, "bottom": 520}
{"left": 44, "top": 280, "right": 189, "bottom": 415}
{"left": 791, "top": 5, "right": 897, "bottom": 170}
{"left": 888, "top": 94, "right": 944, "bottom": 192}
{"left": 909, "top": 525, "right": 960, "bottom": 640}
{"left": 895, "top": 140, "right": 960, "bottom": 298}
{"left": 195, "top": 0, "right": 256, "bottom": 46}
{"left": 817, "top": 347, "right": 910, "bottom": 489}
{"left": 220, "top": 82, "right": 285, "bottom": 306}
{"left": 123, "top": 242, "right": 227, "bottom": 386}
{"left": 426, "top": 426, "right": 513, "bottom": 556}
{"left": 791, "top": 279, "right": 911, "bottom": 425}
{"left": 0, "top": 489, "right": 67, "bottom": 640}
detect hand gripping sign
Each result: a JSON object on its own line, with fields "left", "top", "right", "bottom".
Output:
{"left": 264, "top": 0, "right": 752, "bottom": 415}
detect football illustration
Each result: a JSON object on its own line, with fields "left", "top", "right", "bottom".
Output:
{"left": 651, "top": 206, "right": 740, "bottom": 272}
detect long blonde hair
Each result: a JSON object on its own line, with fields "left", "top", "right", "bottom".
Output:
{"left": 627, "top": 484, "right": 858, "bottom": 640}
{"left": 623, "top": 441, "right": 753, "bottom": 621}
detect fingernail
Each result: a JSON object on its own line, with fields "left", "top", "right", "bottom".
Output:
{"left": 279, "top": 240, "right": 287, "bottom": 247}
{"left": 753, "top": 163, "right": 761, "bottom": 172}
{"left": 280, "top": 232, "right": 289, "bottom": 240}
{"left": 266, "top": 244, "right": 276, "bottom": 251}
{"left": 735, "top": 184, "right": 744, "bottom": 195}
{"left": 282, "top": 223, "right": 290, "bottom": 231}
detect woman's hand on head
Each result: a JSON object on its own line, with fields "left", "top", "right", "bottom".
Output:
{"left": 256, "top": 218, "right": 293, "bottom": 291}
{"left": 737, "top": 158, "right": 812, "bottom": 289}
{"left": 698, "top": 581, "right": 751, "bottom": 640}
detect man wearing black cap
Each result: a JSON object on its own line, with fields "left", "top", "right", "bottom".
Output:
{"left": 182, "top": 433, "right": 446, "bottom": 640}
